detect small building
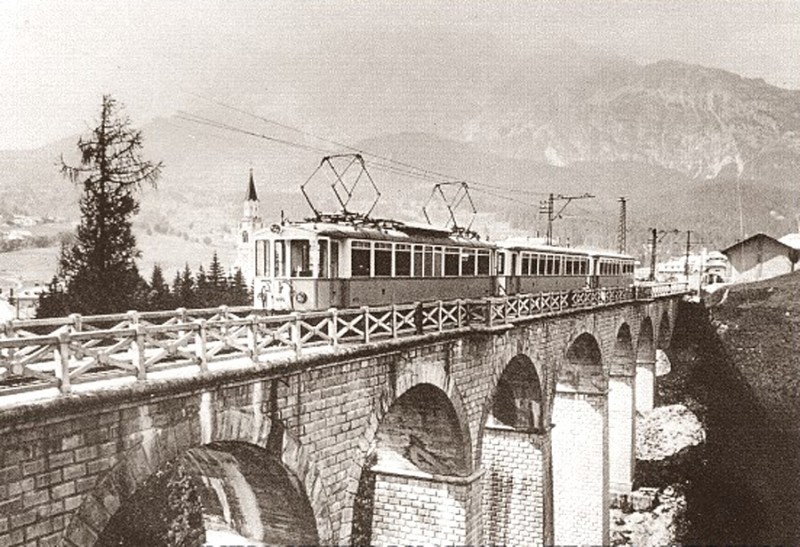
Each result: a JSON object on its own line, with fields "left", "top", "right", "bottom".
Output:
{"left": 721, "top": 233, "right": 800, "bottom": 283}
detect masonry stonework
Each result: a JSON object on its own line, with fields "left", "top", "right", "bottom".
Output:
{"left": 552, "top": 391, "right": 609, "bottom": 545}
{"left": 635, "top": 360, "right": 656, "bottom": 413}
{"left": 608, "top": 374, "right": 635, "bottom": 492}
{"left": 0, "top": 297, "right": 680, "bottom": 546}
{"left": 481, "top": 427, "right": 545, "bottom": 544}
{"left": 370, "top": 470, "right": 481, "bottom": 544}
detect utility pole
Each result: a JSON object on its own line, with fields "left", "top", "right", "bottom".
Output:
{"left": 539, "top": 193, "right": 594, "bottom": 246}
{"left": 649, "top": 228, "right": 658, "bottom": 281}
{"left": 649, "top": 227, "right": 680, "bottom": 281}
{"left": 617, "top": 197, "right": 627, "bottom": 254}
{"left": 683, "top": 230, "right": 692, "bottom": 278}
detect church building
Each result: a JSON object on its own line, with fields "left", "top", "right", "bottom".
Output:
{"left": 236, "top": 170, "right": 262, "bottom": 287}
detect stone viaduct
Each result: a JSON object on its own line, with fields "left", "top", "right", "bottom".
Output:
{"left": 0, "top": 291, "right": 681, "bottom": 545}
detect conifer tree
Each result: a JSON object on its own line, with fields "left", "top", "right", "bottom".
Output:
{"left": 148, "top": 264, "right": 171, "bottom": 310}
{"left": 54, "top": 95, "right": 162, "bottom": 315}
{"left": 174, "top": 264, "right": 195, "bottom": 308}
{"left": 208, "top": 252, "right": 226, "bottom": 290}
{"left": 229, "top": 268, "right": 252, "bottom": 306}
{"left": 195, "top": 265, "right": 209, "bottom": 306}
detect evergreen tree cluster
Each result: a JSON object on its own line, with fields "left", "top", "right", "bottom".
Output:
{"left": 38, "top": 253, "right": 252, "bottom": 317}
{"left": 151, "top": 252, "right": 252, "bottom": 310}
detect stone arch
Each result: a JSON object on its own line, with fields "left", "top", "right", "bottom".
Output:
{"left": 552, "top": 331, "right": 608, "bottom": 545}
{"left": 351, "top": 382, "right": 474, "bottom": 544}
{"left": 479, "top": 353, "right": 550, "bottom": 545}
{"left": 608, "top": 322, "right": 637, "bottom": 494}
{"left": 636, "top": 317, "right": 655, "bottom": 363}
{"left": 354, "top": 351, "right": 474, "bottom": 476}
{"left": 635, "top": 317, "right": 657, "bottom": 414}
{"left": 486, "top": 353, "right": 544, "bottom": 432}
{"left": 657, "top": 309, "right": 672, "bottom": 350}
{"left": 559, "top": 332, "right": 604, "bottom": 392}
{"left": 62, "top": 404, "right": 332, "bottom": 546}
{"left": 611, "top": 323, "right": 635, "bottom": 375}
{"left": 375, "top": 383, "right": 471, "bottom": 477}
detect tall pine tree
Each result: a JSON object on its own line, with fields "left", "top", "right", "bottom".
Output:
{"left": 55, "top": 95, "right": 162, "bottom": 315}
{"left": 147, "top": 264, "right": 171, "bottom": 310}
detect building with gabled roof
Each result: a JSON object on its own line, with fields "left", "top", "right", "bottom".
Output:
{"left": 722, "top": 233, "right": 800, "bottom": 283}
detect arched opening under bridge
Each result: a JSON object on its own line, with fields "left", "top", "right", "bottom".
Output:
{"left": 481, "top": 354, "right": 549, "bottom": 545}
{"left": 352, "top": 383, "right": 475, "bottom": 545}
{"left": 609, "top": 323, "right": 636, "bottom": 493}
{"left": 552, "top": 332, "right": 608, "bottom": 545}
{"left": 95, "top": 441, "right": 318, "bottom": 546}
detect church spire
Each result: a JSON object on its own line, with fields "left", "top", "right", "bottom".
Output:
{"left": 246, "top": 168, "right": 258, "bottom": 202}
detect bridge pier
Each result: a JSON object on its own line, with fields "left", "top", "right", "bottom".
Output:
{"left": 635, "top": 359, "right": 656, "bottom": 413}
{"left": 481, "top": 426, "right": 550, "bottom": 544}
{"left": 608, "top": 373, "right": 636, "bottom": 493}
{"left": 551, "top": 388, "right": 609, "bottom": 545}
{"left": 370, "top": 468, "right": 482, "bottom": 544}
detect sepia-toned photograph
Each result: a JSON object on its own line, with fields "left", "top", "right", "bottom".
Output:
{"left": 1, "top": 1, "right": 799, "bottom": 544}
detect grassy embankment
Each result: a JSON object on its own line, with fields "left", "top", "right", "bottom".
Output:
{"left": 657, "top": 271, "right": 800, "bottom": 543}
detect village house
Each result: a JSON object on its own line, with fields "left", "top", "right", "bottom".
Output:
{"left": 722, "top": 233, "right": 800, "bottom": 283}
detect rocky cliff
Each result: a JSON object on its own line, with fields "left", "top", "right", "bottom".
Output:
{"left": 470, "top": 56, "right": 800, "bottom": 186}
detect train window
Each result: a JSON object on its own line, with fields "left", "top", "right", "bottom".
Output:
{"left": 318, "top": 240, "right": 329, "bottom": 279}
{"left": 444, "top": 247, "right": 460, "bottom": 276}
{"left": 274, "top": 240, "right": 286, "bottom": 277}
{"left": 478, "top": 250, "right": 491, "bottom": 275}
{"left": 566, "top": 257, "right": 573, "bottom": 275}
{"left": 521, "top": 253, "right": 531, "bottom": 275}
{"left": 330, "top": 241, "right": 340, "bottom": 278}
{"left": 433, "top": 247, "right": 443, "bottom": 276}
{"left": 375, "top": 243, "right": 392, "bottom": 276}
{"left": 351, "top": 241, "right": 371, "bottom": 277}
{"left": 290, "top": 240, "right": 312, "bottom": 277}
{"left": 413, "top": 245, "right": 424, "bottom": 276}
{"left": 553, "top": 255, "right": 562, "bottom": 275}
{"left": 545, "top": 256, "right": 553, "bottom": 275}
{"left": 530, "top": 254, "right": 539, "bottom": 276}
{"left": 425, "top": 246, "right": 435, "bottom": 277}
{"left": 461, "top": 249, "right": 476, "bottom": 276}
{"left": 395, "top": 244, "right": 411, "bottom": 276}
{"left": 497, "top": 252, "right": 505, "bottom": 275}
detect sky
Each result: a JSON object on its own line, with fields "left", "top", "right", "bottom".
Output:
{"left": 1, "top": 0, "right": 799, "bottom": 150}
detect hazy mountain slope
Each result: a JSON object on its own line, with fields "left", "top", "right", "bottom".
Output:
{"left": 470, "top": 58, "right": 800, "bottom": 184}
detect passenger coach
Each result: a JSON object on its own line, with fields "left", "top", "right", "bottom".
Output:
{"left": 251, "top": 218, "right": 496, "bottom": 311}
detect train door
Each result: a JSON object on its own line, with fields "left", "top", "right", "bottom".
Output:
{"left": 496, "top": 251, "right": 507, "bottom": 295}
{"left": 264, "top": 239, "right": 293, "bottom": 311}
{"left": 510, "top": 251, "right": 519, "bottom": 294}
{"left": 588, "top": 256, "right": 600, "bottom": 289}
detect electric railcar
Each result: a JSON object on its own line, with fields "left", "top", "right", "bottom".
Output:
{"left": 250, "top": 217, "right": 635, "bottom": 312}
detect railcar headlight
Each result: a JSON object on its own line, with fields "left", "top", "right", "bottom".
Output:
{"left": 296, "top": 291, "right": 308, "bottom": 304}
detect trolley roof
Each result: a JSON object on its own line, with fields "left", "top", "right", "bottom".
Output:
{"left": 253, "top": 219, "right": 494, "bottom": 249}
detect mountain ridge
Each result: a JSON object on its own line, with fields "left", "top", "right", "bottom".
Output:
{"left": 1, "top": 50, "right": 799, "bottom": 277}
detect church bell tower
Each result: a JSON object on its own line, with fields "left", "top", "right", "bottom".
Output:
{"left": 237, "top": 169, "right": 262, "bottom": 287}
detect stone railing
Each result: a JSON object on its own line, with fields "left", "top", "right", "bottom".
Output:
{"left": 0, "top": 283, "right": 687, "bottom": 398}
